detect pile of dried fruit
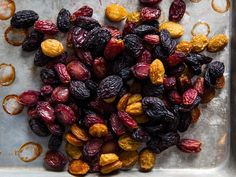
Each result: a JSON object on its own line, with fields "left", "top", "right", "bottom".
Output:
{"left": 6, "top": 0, "right": 228, "bottom": 175}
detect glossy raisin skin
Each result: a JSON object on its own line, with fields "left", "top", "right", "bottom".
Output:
{"left": 132, "top": 127, "right": 151, "bottom": 142}
{"left": 75, "top": 16, "right": 101, "bottom": 30}
{"left": 44, "top": 150, "right": 68, "bottom": 171}
{"left": 109, "top": 113, "right": 126, "bottom": 136}
{"left": 72, "top": 27, "right": 88, "bottom": 48}
{"left": 40, "top": 68, "right": 60, "bottom": 85}
{"left": 169, "top": 0, "right": 186, "bottom": 22}
{"left": 124, "top": 34, "right": 144, "bottom": 58}
{"left": 29, "top": 118, "right": 50, "bottom": 137}
{"left": 34, "top": 49, "right": 51, "bottom": 67}
{"left": 57, "top": 8, "right": 71, "bottom": 33}
{"left": 160, "top": 29, "right": 176, "bottom": 55}
{"left": 48, "top": 135, "right": 63, "bottom": 150}
{"left": 71, "top": 5, "right": 93, "bottom": 22}
{"left": 69, "top": 81, "right": 91, "bottom": 100}
{"left": 97, "top": 75, "right": 123, "bottom": 99}
{"left": 22, "top": 31, "right": 44, "bottom": 51}
{"left": 83, "top": 139, "right": 103, "bottom": 159}
{"left": 133, "top": 25, "right": 157, "bottom": 37}
{"left": 11, "top": 10, "right": 39, "bottom": 28}
{"left": 34, "top": 20, "right": 59, "bottom": 35}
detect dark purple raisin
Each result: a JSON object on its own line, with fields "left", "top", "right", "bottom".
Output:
{"left": 57, "top": 8, "right": 71, "bottom": 33}
{"left": 34, "top": 49, "right": 51, "bottom": 67}
{"left": 36, "top": 101, "right": 55, "bottom": 124}
{"left": 133, "top": 25, "right": 157, "bottom": 37}
{"left": 69, "top": 81, "right": 91, "bottom": 100}
{"left": 11, "top": 10, "right": 39, "bottom": 28}
{"left": 40, "top": 68, "right": 60, "bottom": 85}
{"left": 169, "top": 0, "right": 186, "bottom": 22}
{"left": 143, "top": 122, "right": 167, "bottom": 134}
{"left": 47, "top": 123, "right": 65, "bottom": 136}
{"left": 29, "top": 118, "right": 50, "bottom": 137}
{"left": 152, "top": 45, "right": 169, "bottom": 61}
{"left": 83, "top": 139, "right": 103, "bottom": 158}
{"left": 75, "top": 16, "right": 101, "bottom": 30}
{"left": 55, "top": 104, "right": 76, "bottom": 125}
{"left": 124, "top": 34, "right": 144, "bottom": 58}
{"left": 84, "top": 113, "right": 104, "bottom": 127}
{"left": 97, "top": 75, "right": 123, "bottom": 99}
{"left": 177, "top": 111, "right": 192, "bottom": 132}
{"left": 48, "top": 135, "right": 63, "bottom": 150}
{"left": 85, "top": 80, "right": 98, "bottom": 95}
{"left": 132, "top": 127, "right": 151, "bottom": 142}
{"left": 109, "top": 113, "right": 126, "bottom": 136}
{"left": 208, "top": 61, "right": 225, "bottom": 79}
{"left": 44, "top": 150, "right": 68, "bottom": 171}
{"left": 22, "top": 31, "right": 44, "bottom": 51}
{"left": 160, "top": 29, "right": 176, "bottom": 55}
{"left": 72, "top": 27, "right": 88, "bottom": 48}
{"left": 119, "top": 67, "right": 133, "bottom": 81}
{"left": 186, "top": 53, "right": 213, "bottom": 66}
{"left": 75, "top": 48, "right": 94, "bottom": 66}
{"left": 142, "top": 81, "right": 164, "bottom": 97}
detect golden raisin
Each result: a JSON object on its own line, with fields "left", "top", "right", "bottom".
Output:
{"left": 176, "top": 41, "right": 193, "bottom": 54}
{"left": 105, "top": 4, "right": 128, "bottom": 22}
{"left": 133, "top": 115, "right": 150, "bottom": 124}
{"left": 207, "top": 34, "right": 228, "bottom": 52}
{"left": 214, "top": 75, "right": 225, "bottom": 89}
{"left": 149, "top": 59, "right": 165, "bottom": 85}
{"left": 127, "top": 12, "right": 141, "bottom": 23}
{"left": 160, "top": 21, "right": 184, "bottom": 38}
{"left": 117, "top": 93, "right": 131, "bottom": 111}
{"left": 99, "top": 153, "right": 119, "bottom": 166}
{"left": 68, "top": 160, "right": 90, "bottom": 175}
{"left": 191, "top": 34, "right": 209, "bottom": 53}
{"left": 119, "top": 150, "right": 138, "bottom": 169}
{"left": 127, "top": 94, "right": 142, "bottom": 105}
{"left": 41, "top": 39, "right": 64, "bottom": 57}
{"left": 191, "top": 107, "right": 201, "bottom": 124}
{"left": 125, "top": 102, "right": 143, "bottom": 116}
{"left": 65, "top": 143, "right": 82, "bottom": 160}
{"left": 201, "top": 87, "right": 216, "bottom": 104}
{"left": 89, "top": 123, "right": 108, "bottom": 137}
{"left": 139, "top": 149, "right": 156, "bottom": 172}
{"left": 65, "top": 132, "right": 84, "bottom": 147}
{"left": 100, "top": 160, "right": 123, "bottom": 174}
{"left": 71, "top": 124, "right": 89, "bottom": 142}
{"left": 118, "top": 134, "right": 141, "bottom": 151}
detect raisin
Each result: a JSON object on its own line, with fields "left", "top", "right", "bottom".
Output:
{"left": 83, "top": 139, "right": 103, "bottom": 158}
{"left": 34, "top": 20, "right": 59, "bottom": 35}
{"left": 163, "top": 76, "right": 176, "bottom": 90}
{"left": 140, "top": 0, "right": 162, "bottom": 6}
{"left": 123, "top": 21, "right": 138, "bottom": 36}
{"left": 208, "top": 61, "right": 225, "bottom": 79}
{"left": 119, "top": 67, "right": 133, "bottom": 81}
{"left": 109, "top": 113, "right": 126, "bottom": 136}
{"left": 11, "top": 10, "right": 39, "bottom": 28}
{"left": 141, "top": 7, "right": 161, "bottom": 22}
{"left": 118, "top": 110, "right": 138, "bottom": 129}
{"left": 104, "top": 38, "right": 124, "bottom": 60}
{"left": 75, "top": 16, "right": 100, "bottom": 31}
{"left": 88, "top": 97, "right": 115, "bottom": 116}
{"left": 166, "top": 51, "right": 186, "bottom": 67}
{"left": 19, "top": 90, "right": 40, "bottom": 106}
{"left": 22, "top": 30, "right": 44, "bottom": 51}
{"left": 131, "top": 62, "right": 150, "bottom": 79}
{"left": 137, "top": 49, "right": 152, "bottom": 64}
{"left": 36, "top": 101, "right": 55, "bottom": 124}
{"left": 133, "top": 25, "right": 157, "bottom": 37}
{"left": 29, "top": 118, "right": 50, "bottom": 137}
{"left": 85, "top": 80, "right": 98, "bottom": 95}
{"left": 144, "top": 34, "right": 160, "bottom": 45}
{"left": 57, "top": 8, "right": 71, "bottom": 32}
{"left": 84, "top": 113, "right": 104, "bottom": 127}
{"left": 97, "top": 75, "right": 123, "bottom": 99}
{"left": 177, "top": 75, "right": 192, "bottom": 92}
{"left": 54, "top": 63, "right": 71, "bottom": 84}
{"left": 177, "top": 139, "right": 202, "bottom": 153}
{"left": 44, "top": 150, "right": 68, "bottom": 171}
{"left": 83, "top": 27, "right": 111, "bottom": 56}
{"left": 92, "top": 57, "right": 108, "bottom": 79}
{"left": 143, "top": 122, "right": 167, "bottom": 134}
{"left": 72, "top": 27, "right": 88, "bottom": 48}
{"left": 182, "top": 89, "right": 198, "bottom": 106}
{"left": 104, "top": 26, "right": 122, "bottom": 38}
{"left": 71, "top": 6, "right": 93, "bottom": 22}
{"left": 67, "top": 60, "right": 91, "bottom": 81}
{"left": 169, "top": 0, "right": 186, "bottom": 22}
{"left": 34, "top": 49, "right": 51, "bottom": 67}
{"left": 142, "top": 82, "right": 164, "bottom": 97}
{"left": 69, "top": 81, "right": 91, "bottom": 100}
{"left": 75, "top": 48, "right": 94, "bottom": 66}
{"left": 48, "top": 135, "right": 63, "bottom": 150}
{"left": 160, "top": 29, "right": 177, "bottom": 55}
{"left": 124, "top": 34, "right": 144, "bottom": 58}
{"left": 132, "top": 127, "right": 151, "bottom": 142}
{"left": 177, "top": 111, "right": 192, "bottom": 132}
{"left": 147, "top": 132, "right": 180, "bottom": 153}
{"left": 194, "top": 77, "right": 205, "bottom": 95}
{"left": 55, "top": 104, "right": 76, "bottom": 125}
{"left": 186, "top": 53, "right": 213, "bottom": 66}
{"left": 51, "top": 86, "right": 69, "bottom": 103}
{"left": 47, "top": 123, "right": 65, "bottom": 136}
{"left": 168, "top": 90, "right": 182, "bottom": 104}
{"left": 40, "top": 68, "right": 60, "bottom": 85}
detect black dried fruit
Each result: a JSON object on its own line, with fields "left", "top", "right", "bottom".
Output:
{"left": 160, "top": 29, "right": 176, "bottom": 55}
{"left": 22, "top": 31, "right": 44, "bottom": 51}
{"left": 169, "top": 0, "right": 186, "bottom": 22}
{"left": 97, "top": 75, "right": 123, "bottom": 99}
{"left": 34, "top": 49, "right": 51, "bottom": 67}
{"left": 133, "top": 25, "right": 157, "bottom": 37}
{"left": 132, "top": 127, "right": 151, "bottom": 142}
{"left": 69, "top": 81, "right": 91, "bottom": 100}
{"left": 186, "top": 53, "right": 213, "bottom": 66}
{"left": 29, "top": 118, "right": 50, "bottom": 137}
{"left": 124, "top": 34, "right": 144, "bottom": 58}
{"left": 57, "top": 8, "right": 71, "bottom": 33}
{"left": 177, "top": 111, "right": 192, "bottom": 132}
{"left": 44, "top": 150, "right": 68, "bottom": 171}
{"left": 208, "top": 61, "right": 225, "bottom": 79}
{"left": 11, "top": 10, "right": 39, "bottom": 28}
{"left": 118, "top": 67, "right": 133, "bottom": 81}
{"left": 152, "top": 45, "right": 169, "bottom": 61}
{"left": 75, "top": 16, "right": 101, "bottom": 30}
{"left": 83, "top": 27, "right": 111, "bottom": 56}
{"left": 85, "top": 80, "right": 98, "bottom": 95}
{"left": 48, "top": 135, "right": 63, "bottom": 150}
{"left": 142, "top": 82, "right": 164, "bottom": 97}
{"left": 40, "top": 68, "right": 60, "bottom": 85}
{"left": 143, "top": 122, "right": 167, "bottom": 134}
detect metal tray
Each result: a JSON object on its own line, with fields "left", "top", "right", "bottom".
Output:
{"left": 0, "top": 0, "right": 234, "bottom": 176}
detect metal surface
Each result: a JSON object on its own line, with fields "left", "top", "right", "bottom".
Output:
{"left": 0, "top": 0, "right": 234, "bottom": 176}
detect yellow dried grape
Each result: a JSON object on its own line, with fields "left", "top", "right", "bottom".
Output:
{"left": 105, "top": 4, "right": 128, "bottom": 22}
{"left": 125, "top": 102, "right": 143, "bottom": 116}
{"left": 127, "top": 12, "right": 141, "bottom": 23}
{"left": 65, "top": 132, "right": 84, "bottom": 147}
{"left": 207, "top": 34, "right": 228, "bottom": 52}
{"left": 160, "top": 21, "right": 184, "bottom": 38}
{"left": 139, "top": 149, "right": 156, "bottom": 172}
{"left": 176, "top": 41, "right": 193, "bottom": 54}
{"left": 119, "top": 150, "right": 138, "bottom": 168}
{"left": 71, "top": 124, "right": 89, "bottom": 142}
{"left": 149, "top": 59, "right": 165, "bottom": 85}
{"left": 100, "top": 160, "right": 123, "bottom": 174}
{"left": 118, "top": 134, "right": 141, "bottom": 151}
{"left": 99, "top": 153, "right": 119, "bottom": 166}
{"left": 191, "top": 34, "right": 209, "bottom": 53}
{"left": 41, "top": 39, "right": 64, "bottom": 57}
{"left": 127, "top": 94, "right": 142, "bottom": 105}
{"left": 89, "top": 123, "right": 108, "bottom": 137}
{"left": 65, "top": 143, "right": 82, "bottom": 160}
{"left": 68, "top": 160, "right": 90, "bottom": 175}
{"left": 117, "top": 93, "right": 131, "bottom": 111}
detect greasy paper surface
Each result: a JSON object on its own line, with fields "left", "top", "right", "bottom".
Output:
{"left": 0, "top": 0, "right": 230, "bottom": 171}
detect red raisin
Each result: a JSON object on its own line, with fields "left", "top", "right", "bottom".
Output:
{"left": 71, "top": 6, "right": 93, "bottom": 22}
{"left": 194, "top": 77, "right": 205, "bottom": 95}
{"left": 84, "top": 113, "right": 105, "bottom": 127}
{"left": 44, "top": 150, "right": 68, "bottom": 171}
{"left": 177, "top": 139, "right": 202, "bottom": 153}
{"left": 104, "top": 38, "right": 124, "bottom": 60}
{"left": 67, "top": 60, "right": 91, "bottom": 81}
{"left": 34, "top": 20, "right": 59, "bottom": 35}
{"left": 137, "top": 49, "right": 152, "bottom": 64}
{"left": 75, "top": 48, "right": 94, "bottom": 66}
{"left": 169, "top": 0, "right": 186, "bottom": 22}
{"left": 36, "top": 101, "right": 55, "bottom": 124}
{"left": 182, "top": 89, "right": 198, "bottom": 106}
{"left": 19, "top": 90, "right": 40, "bottom": 106}
{"left": 131, "top": 62, "right": 150, "bottom": 79}
{"left": 144, "top": 34, "right": 160, "bottom": 45}
{"left": 55, "top": 104, "right": 76, "bottom": 126}
{"left": 54, "top": 63, "right": 71, "bottom": 84}
{"left": 163, "top": 76, "right": 176, "bottom": 90}
{"left": 51, "top": 86, "right": 69, "bottom": 103}
{"left": 118, "top": 110, "right": 138, "bottom": 129}
{"left": 40, "top": 85, "right": 53, "bottom": 96}
{"left": 109, "top": 113, "right": 126, "bottom": 136}
{"left": 166, "top": 51, "right": 186, "bottom": 67}
{"left": 93, "top": 57, "right": 108, "bottom": 79}
{"left": 141, "top": 7, "right": 161, "bottom": 22}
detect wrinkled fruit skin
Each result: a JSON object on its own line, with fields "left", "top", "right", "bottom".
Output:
{"left": 104, "top": 38, "right": 124, "bottom": 60}
{"left": 140, "top": 0, "right": 162, "bottom": 6}
{"left": 11, "top": 10, "right": 39, "bottom": 28}
{"left": 67, "top": 60, "right": 91, "bottom": 81}
{"left": 51, "top": 86, "right": 69, "bottom": 103}
{"left": 72, "top": 27, "right": 88, "bottom": 48}
{"left": 57, "top": 8, "right": 71, "bottom": 33}
{"left": 124, "top": 34, "right": 144, "bottom": 58}
{"left": 55, "top": 104, "right": 76, "bottom": 125}
{"left": 69, "top": 81, "right": 90, "bottom": 100}
{"left": 118, "top": 110, "right": 138, "bottom": 129}
{"left": 34, "top": 20, "right": 59, "bottom": 35}
{"left": 71, "top": 5, "right": 93, "bottom": 22}
{"left": 40, "top": 68, "right": 60, "bottom": 85}
{"left": 44, "top": 150, "right": 68, "bottom": 171}
{"left": 22, "top": 31, "right": 44, "bottom": 51}
{"left": 54, "top": 63, "right": 71, "bottom": 84}
{"left": 110, "top": 113, "right": 126, "bottom": 136}
{"left": 160, "top": 29, "right": 176, "bottom": 55}
{"left": 182, "top": 89, "right": 198, "bottom": 106}
{"left": 75, "top": 16, "right": 100, "bottom": 31}
{"left": 141, "top": 7, "right": 161, "bottom": 22}
{"left": 36, "top": 101, "right": 55, "bottom": 124}
{"left": 19, "top": 90, "right": 40, "bottom": 106}
{"left": 169, "top": 0, "right": 186, "bottom": 22}
{"left": 132, "top": 62, "right": 150, "bottom": 79}
{"left": 29, "top": 118, "right": 50, "bottom": 137}
{"left": 177, "top": 139, "right": 202, "bottom": 153}
{"left": 48, "top": 135, "right": 63, "bottom": 150}
{"left": 92, "top": 57, "right": 108, "bottom": 79}
{"left": 83, "top": 139, "right": 103, "bottom": 159}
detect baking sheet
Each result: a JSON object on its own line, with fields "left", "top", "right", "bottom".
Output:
{"left": 0, "top": 0, "right": 231, "bottom": 175}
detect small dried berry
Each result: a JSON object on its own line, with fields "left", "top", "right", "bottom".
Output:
{"left": 66, "top": 132, "right": 84, "bottom": 147}
{"left": 182, "top": 89, "right": 198, "bottom": 106}
{"left": 29, "top": 118, "right": 50, "bottom": 137}
{"left": 118, "top": 134, "right": 141, "bottom": 151}
{"left": 132, "top": 127, "right": 151, "bottom": 142}
{"left": 214, "top": 76, "right": 225, "bottom": 89}
{"left": 125, "top": 102, "right": 143, "bottom": 116}
{"left": 89, "top": 123, "right": 108, "bottom": 137}
{"left": 47, "top": 123, "right": 65, "bottom": 136}
{"left": 71, "top": 5, "right": 93, "bottom": 22}
{"left": 11, "top": 10, "right": 39, "bottom": 28}
{"left": 48, "top": 135, "right": 63, "bottom": 150}
{"left": 109, "top": 113, "right": 126, "bottom": 136}
{"left": 55, "top": 104, "right": 76, "bottom": 126}
{"left": 191, "top": 34, "right": 209, "bottom": 53}
{"left": 36, "top": 101, "right": 55, "bottom": 124}
{"left": 177, "top": 139, "right": 202, "bottom": 153}
{"left": 34, "top": 20, "right": 59, "bottom": 35}
{"left": 44, "top": 150, "right": 68, "bottom": 171}
{"left": 144, "top": 34, "right": 160, "bottom": 45}
{"left": 71, "top": 124, "right": 89, "bottom": 142}
{"left": 41, "top": 39, "right": 64, "bottom": 58}
{"left": 69, "top": 81, "right": 90, "bottom": 100}
{"left": 75, "top": 48, "right": 93, "bottom": 66}
{"left": 127, "top": 12, "right": 141, "bottom": 23}
{"left": 168, "top": 90, "right": 182, "bottom": 104}
{"left": 67, "top": 60, "right": 91, "bottom": 81}
{"left": 34, "top": 49, "right": 51, "bottom": 67}
{"left": 191, "top": 107, "right": 201, "bottom": 123}
{"left": 22, "top": 31, "right": 44, "bottom": 51}
{"left": 84, "top": 113, "right": 105, "bottom": 127}
{"left": 194, "top": 77, "right": 205, "bottom": 95}
{"left": 75, "top": 16, "right": 100, "bottom": 31}
{"left": 201, "top": 87, "right": 216, "bottom": 104}
{"left": 133, "top": 25, "right": 157, "bottom": 37}
{"left": 166, "top": 51, "right": 186, "bottom": 67}
{"left": 68, "top": 160, "right": 90, "bottom": 175}
{"left": 160, "top": 21, "right": 184, "bottom": 39}
{"left": 124, "top": 34, "right": 144, "bottom": 58}
{"left": 99, "top": 153, "right": 119, "bottom": 166}
{"left": 54, "top": 63, "right": 71, "bottom": 84}
{"left": 100, "top": 160, "right": 122, "bottom": 174}
{"left": 149, "top": 59, "right": 165, "bottom": 85}
{"left": 207, "top": 34, "right": 228, "bottom": 52}
{"left": 57, "top": 8, "right": 71, "bottom": 32}
{"left": 19, "top": 90, "right": 40, "bottom": 106}
{"left": 101, "top": 141, "right": 118, "bottom": 154}
{"left": 72, "top": 27, "right": 88, "bottom": 48}
{"left": 160, "top": 29, "right": 177, "bottom": 54}
{"left": 169, "top": 0, "right": 186, "bottom": 22}
{"left": 163, "top": 76, "right": 176, "bottom": 90}
{"left": 40, "top": 68, "right": 59, "bottom": 85}
{"left": 176, "top": 41, "right": 193, "bottom": 54}
{"left": 105, "top": 4, "right": 128, "bottom": 22}
{"left": 141, "top": 7, "right": 161, "bottom": 22}
{"left": 92, "top": 57, "right": 108, "bottom": 79}
{"left": 51, "top": 86, "right": 69, "bottom": 103}
{"left": 131, "top": 62, "right": 150, "bottom": 79}
{"left": 119, "top": 150, "right": 138, "bottom": 169}
{"left": 138, "top": 149, "right": 156, "bottom": 172}
{"left": 83, "top": 139, "right": 103, "bottom": 158}
{"left": 118, "top": 110, "right": 138, "bottom": 129}
{"left": 104, "top": 38, "right": 124, "bottom": 60}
